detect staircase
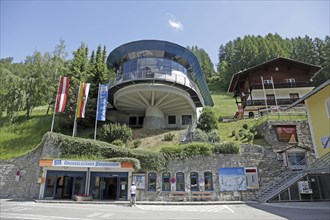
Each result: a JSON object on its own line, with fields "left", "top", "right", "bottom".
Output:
{"left": 180, "top": 123, "right": 197, "bottom": 143}
{"left": 256, "top": 152, "right": 330, "bottom": 203}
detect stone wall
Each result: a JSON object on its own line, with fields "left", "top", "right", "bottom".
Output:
{"left": 0, "top": 147, "right": 43, "bottom": 199}
{"left": 257, "top": 120, "right": 312, "bottom": 151}
{"left": 136, "top": 144, "right": 287, "bottom": 201}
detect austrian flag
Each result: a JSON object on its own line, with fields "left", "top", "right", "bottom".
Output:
{"left": 76, "top": 82, "right": 90, "bottom": 118}
{"left": 55, "top": 76, "right": 70, "bottom": 112}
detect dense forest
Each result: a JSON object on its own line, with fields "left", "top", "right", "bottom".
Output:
{"left": 1, "top": 34, "right": 329, "bottom": 124}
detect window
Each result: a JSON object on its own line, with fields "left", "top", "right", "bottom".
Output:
{"left": 263, "top": 79, "right": 272, "bottom": 84}
{"left": 286, "top": 78, "right": 296, "bottom": 83}
{"left": 204, "top": 172, "right": 213, "bottom": 191}
{"left": 275, "top": 125, "right": 298, "bottom": 143}
{"left": 287, "top": 152, "right": 306, "bottom": 167}
{"left": 182, "top": 115, "right": 192, "bottom": 125}
{"left": 148, "top": 172, "right": 156, "bottom": 191}
{"left": 168, "top": 116, "right": 176, "bottom": 125}
{"left": 138, "top": 116, "right": 144, "bottom": 125}
{"left": 176, "top": 172, "right": 185, "bottom": 191}
{"left": 290, "top": 93, "right": 299, "bottom": 101}
{"left": 190, "top": 172, "right": 199, "bottom": 191}
{"left": 129, "top": 117, "right": 137, "bottom": 126}
{"left": 326, "top": 97, "right": 330, "bottom": 118}
{"left": 266, "top": 94, "right": 275, "bottom": 101}
{"left": 162, "top": 173, "right": 171, "bottom": 191}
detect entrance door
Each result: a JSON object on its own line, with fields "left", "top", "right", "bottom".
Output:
{"left": 90, "top": 172, "right": 128, "bottom": 200}
{"left": 93, "top": 177, "right": 118, "bottom": 200}
{"left": 44, "top": 171, "right": 86, "bottom": 199}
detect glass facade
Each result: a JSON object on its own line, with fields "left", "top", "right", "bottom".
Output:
{"left": 107, "top": 40, "right": 213, "bottom": 107}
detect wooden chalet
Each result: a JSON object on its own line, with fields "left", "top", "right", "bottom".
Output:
{"left": 227, "top": 57, "right": 322, "bottom": 118}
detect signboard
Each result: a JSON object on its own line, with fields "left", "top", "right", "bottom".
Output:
{"left": 133, "top": 174, "right": 146, "bottom": 190}
{"left": 52, "top": 160, "right": 121, "bottom": 168}
{"left": 298, "top": 181, "right": 313, "bottom": 194}
{"left": 219, "top": 167, "right": 247, "bottom": 191}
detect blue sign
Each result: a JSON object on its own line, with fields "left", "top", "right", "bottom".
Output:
{"left": 96, "top": 84, "right": 109, "bottom": 121}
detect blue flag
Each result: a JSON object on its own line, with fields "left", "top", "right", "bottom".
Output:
{"left": 96, "top": 84, "right": 109, "bottom": 121}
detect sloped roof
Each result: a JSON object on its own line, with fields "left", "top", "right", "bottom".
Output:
{"left": 228, "top": 57, "right": 322, "bottom": 92}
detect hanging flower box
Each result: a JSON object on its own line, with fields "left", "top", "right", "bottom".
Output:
{"left": 72, "top": 194, "right": 93, "bottom": 201}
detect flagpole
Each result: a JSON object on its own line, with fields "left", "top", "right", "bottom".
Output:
{"left": 94, "top": 83, "right": 101, "bottom": 140}
{"left": 51, "top": 73, "right": 61, "bottom": 132}
{"left": 72, "top": 81, "right": 82, "bottom": 137}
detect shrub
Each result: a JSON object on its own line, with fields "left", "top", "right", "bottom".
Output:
{"left": 101, "top": 123, "right": 132, "bottom": 144}
{"left": 213, "top": 142, "right": 240, "bottom": 154}
{"left": 197, "top": 106, "right": 218, "bottom": 132}
{"left": 254, "top": 132, "right": 263, "bottom": 139}
{"left": 193, "top": 129, "right": 208, "bottom": 142}
{"left": 160, "top": 142, "right": 213, "bottom": 159}
{"left": 208, "top": 129, "right": 220, "bottom": 143}
{"left": 242, "top": 124, "right": 249, "bottom": 130}
{"left": 111, "top": 139, "right": 125, "bottom": 147}
{"left": 231, "top": 130, "right": 236, "bottom": 137}
{"left": 132, "top": 139, "right": 142, "bottom": 148}
{"left": 163, "top": 133, "right": 175, "bottom": 141}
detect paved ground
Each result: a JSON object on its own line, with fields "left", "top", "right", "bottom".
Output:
{"left": 0, "top": 199, "right": 329, "bottom": 220}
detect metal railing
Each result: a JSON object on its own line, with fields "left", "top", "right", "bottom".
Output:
{"left": 257, "top": 152, "right": 330, "bottom": 202}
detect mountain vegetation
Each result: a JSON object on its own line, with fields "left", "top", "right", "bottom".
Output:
{"left": 0, "top": 33, "right": 329, "bottom": 160}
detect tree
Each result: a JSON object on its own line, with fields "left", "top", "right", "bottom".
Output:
{"left": 197, "top": 106, "right": 218, "bottom": 132}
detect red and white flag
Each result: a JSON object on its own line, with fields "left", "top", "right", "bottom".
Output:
{"left": 55, "top": 76, "right": 70, "bottom": 112}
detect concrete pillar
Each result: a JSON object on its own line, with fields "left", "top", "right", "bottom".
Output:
{"left": 143, "top": 107, "right": 166, "bottom": 129}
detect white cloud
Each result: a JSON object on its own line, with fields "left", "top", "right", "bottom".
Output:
{"left": 168, "top": 17, "right": 184, "bottom": 31}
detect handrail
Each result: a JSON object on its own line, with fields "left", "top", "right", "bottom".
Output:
{"left": 258, "top": 152, "right": 330, "bottom": 201}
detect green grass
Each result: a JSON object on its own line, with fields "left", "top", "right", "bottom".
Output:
{"left": 1, "top": 84, "right": 306, "bottom": 159}
{"left": 0, "top": 107, "right": 52, "bottom": 159}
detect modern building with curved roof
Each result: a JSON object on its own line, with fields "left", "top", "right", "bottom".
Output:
{"left": 107, "top": 40, "right": 213, "bottom": 129}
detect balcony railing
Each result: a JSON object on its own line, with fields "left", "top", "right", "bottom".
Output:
{"left": 109, "top": 70, "right": 204, "bottom": 106}
{"left": 252, "top": 81, "right": 313, "bottom": 90}
{"left": 245, "top": 98, "right": 300, "bottom": 106}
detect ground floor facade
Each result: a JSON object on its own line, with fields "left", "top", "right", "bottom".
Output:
{"left": 38, "top": 159, "right": 134, "bottom": 200}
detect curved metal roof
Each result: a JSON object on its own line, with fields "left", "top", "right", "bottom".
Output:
{"left": 107, "top": 40, "right": 213, "bottom": 106}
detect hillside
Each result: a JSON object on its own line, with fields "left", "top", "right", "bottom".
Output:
{"left": 0, "top": 86, "right": 270, "bottom": 160}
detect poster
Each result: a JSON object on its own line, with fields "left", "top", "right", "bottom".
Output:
{"left": 219, "top": 167, "right": 247, "bottom": 191}
{"left": 133, "top": 174, "right": 146, "bottom": 190}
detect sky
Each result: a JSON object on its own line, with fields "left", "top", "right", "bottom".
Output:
{"left": 1, "top": 0, "right": 329, "bottom": 66}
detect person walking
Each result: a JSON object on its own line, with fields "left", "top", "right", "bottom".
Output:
{"left": 130, "top": 182, "right": 137, "bottom": 207}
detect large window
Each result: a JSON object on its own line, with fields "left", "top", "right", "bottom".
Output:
{"left": 168, "top": 116, "right": 176, "bottom": 125}
{"left": 190, "top": 172, "right": 199, "bottom": 191}
{"left": 148, "top": 172, "right": 156, "bottom": 191}
{"left": 287, "top": 152, "right": 306, "bottom": 168}
{"left": 275, "top": 125, "right": 298, "bottom": 143}
{"left": 204, "top": 172, "right": 213, "bottom": 191}
{"left": 176, "top": 172, "right": 185, "bottom": 191}
{"left": 182, "top": 115, "right": 192, "bottom": 125}
{"left": 162, "top": 173, "right": 171, "bottom": 191}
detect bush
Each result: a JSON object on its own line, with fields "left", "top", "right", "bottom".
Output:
{"left": 231, "top": 130, "right": 236, "bottom": 137}
{"left": 132, "top": 139, "right": 142, "bottom": 148}
{"left": 163, "top": 133, "right": 175, "bottom": 141}
{"left": 208, "top": 129, "right": 220, "bottom": 143}
{"left": 160, "top": 142, "right": 213, "bottom": 159}
{"left": 193, "top": 129, "right": 208, "bottom": 142}
{"left": 197, "top": 106, "right": 218, "bottom": 132}
{"left": 213, "top": 142, "right": 240, "bottom": 154}
{"left": 111, "top": 139, "right": 125, "bottom": 147}
{"left": 242, "top": 124, "right": 249, "bottom": 130}
{"left": 101, "top": 123, "right": 132, "bottom": 144}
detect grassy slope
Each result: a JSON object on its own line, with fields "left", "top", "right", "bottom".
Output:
{"left": 1, "top": 84, "right": 269, "bottom": 159}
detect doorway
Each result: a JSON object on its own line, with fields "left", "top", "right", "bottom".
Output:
{"left": 90, "top": 172, "right": 128, "bottom": 200}
{"left": 44, "top": 171, "right": 86, "bottom": 199}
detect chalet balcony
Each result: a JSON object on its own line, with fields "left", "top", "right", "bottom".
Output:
{"left": 251, "top": 81, "right": 313, "bottom": 90}
{"left": 245, "top": 98, "right": 300, "bottom": 106}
